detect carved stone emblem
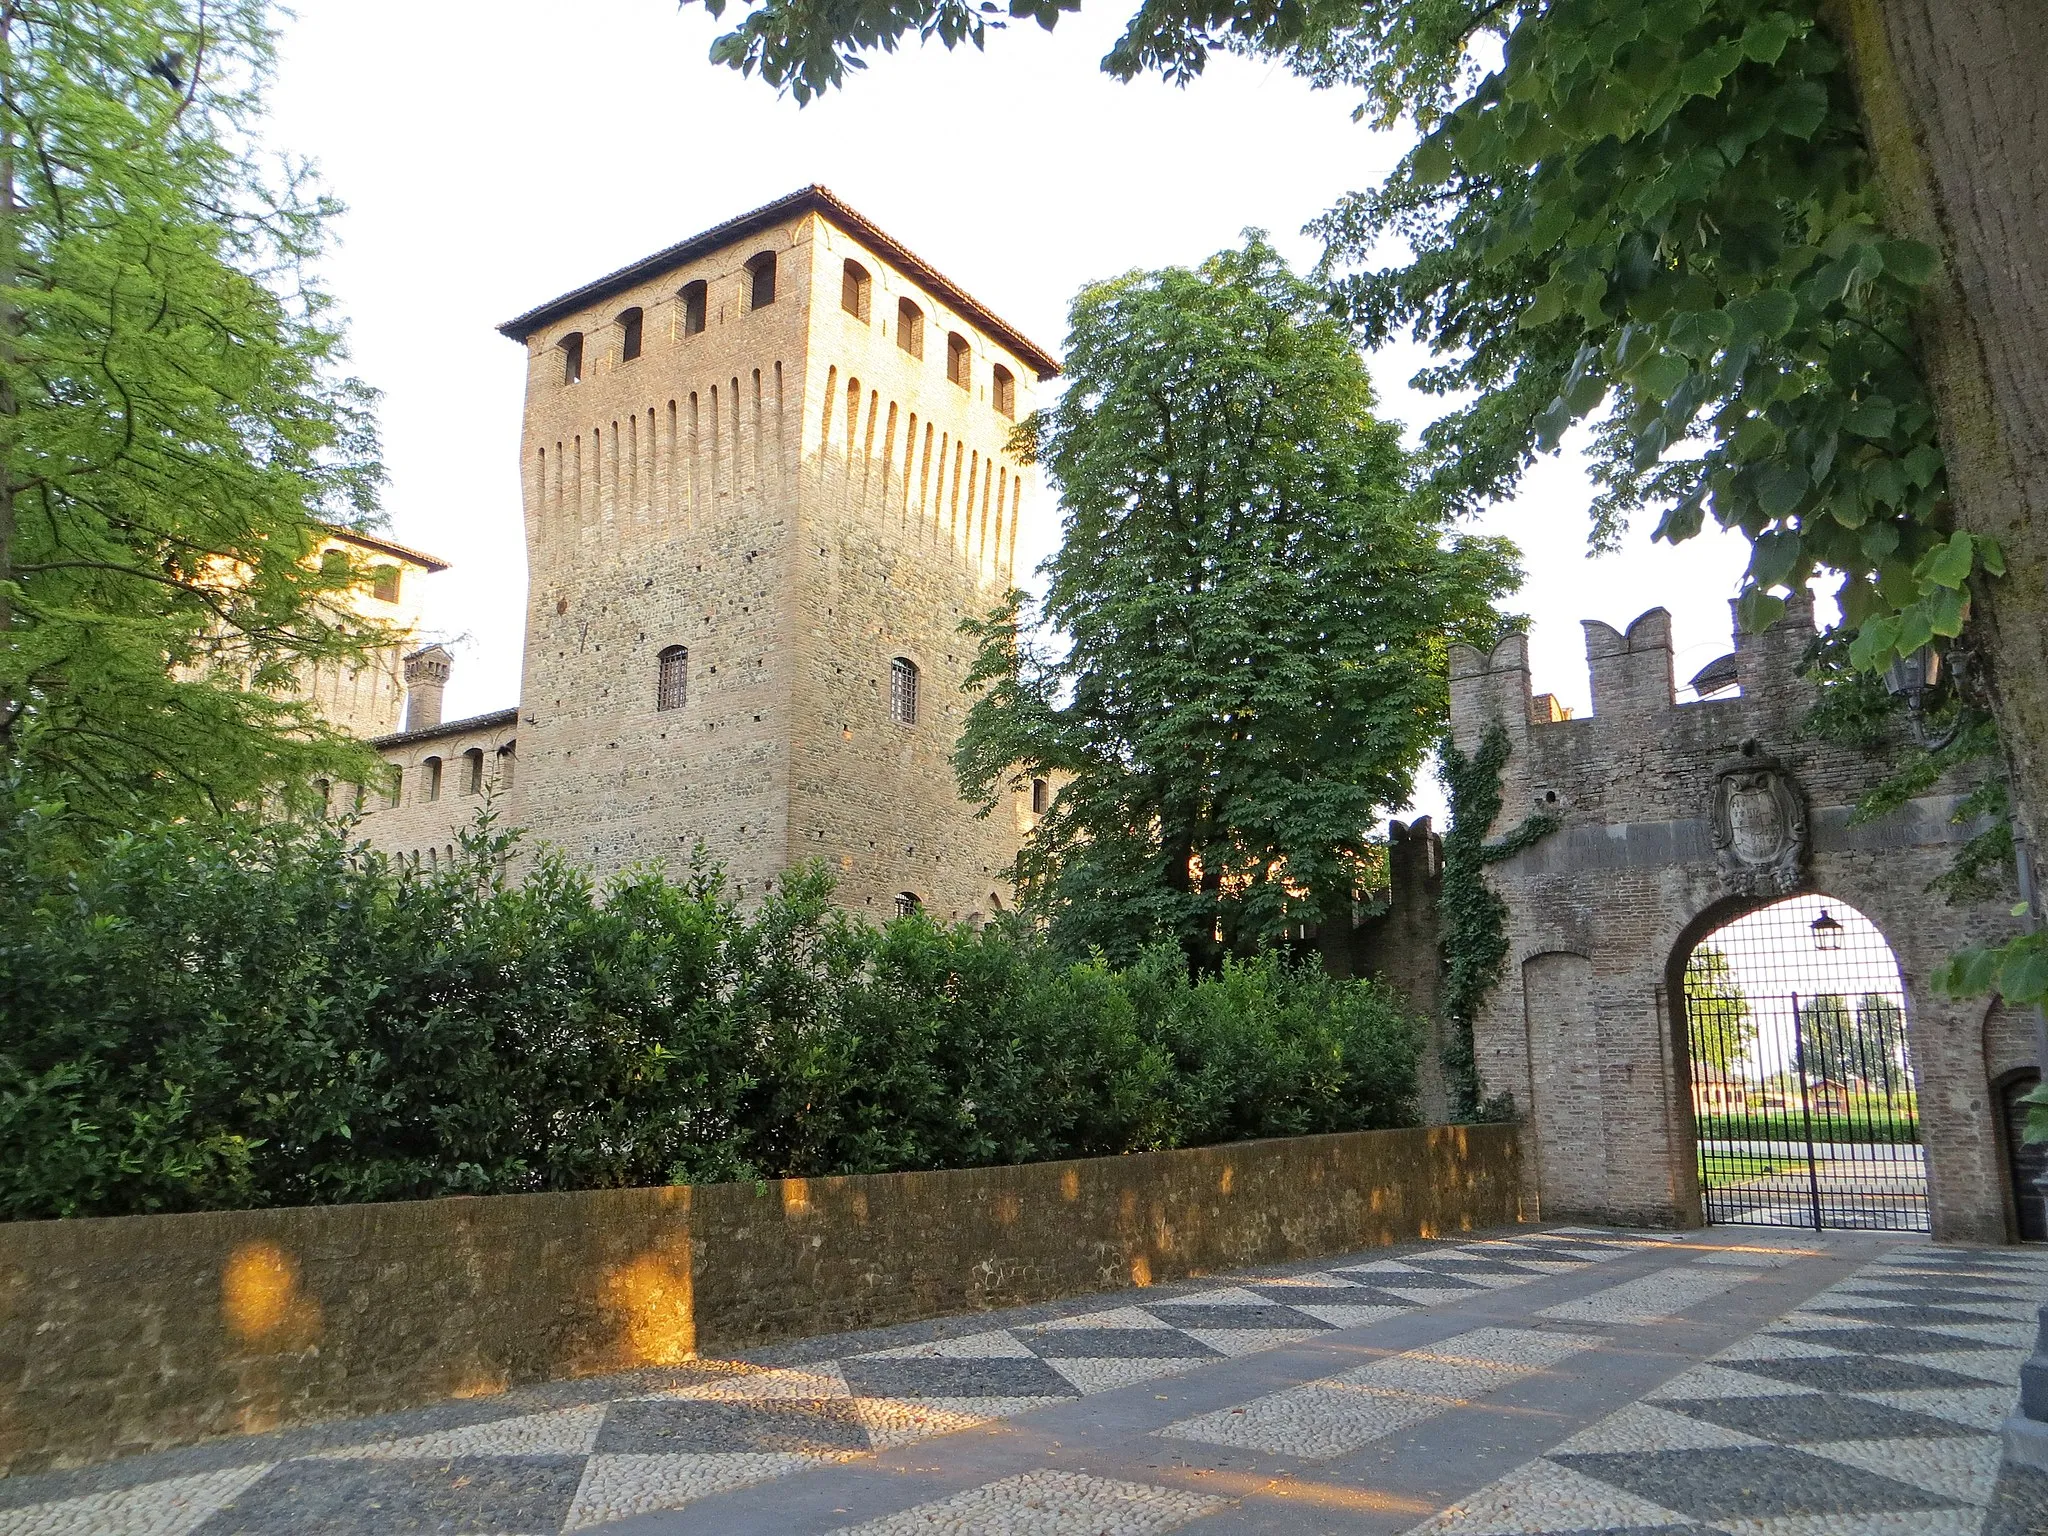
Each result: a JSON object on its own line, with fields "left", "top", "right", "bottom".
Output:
{"left": 1710, "top": 747, "right": 1808, "bottom": 897}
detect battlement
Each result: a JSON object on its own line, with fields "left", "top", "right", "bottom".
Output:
{"left": 1449, "top": 591, "right": 1820, "bottom": 753}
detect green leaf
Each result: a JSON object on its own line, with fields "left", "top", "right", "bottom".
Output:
{"left": 1755, "top": 463, "right": 1809, "bottom": 517}
{"left": 1638, "top": 350, "right": 1690, "bottom": 400}
{"left": 1842, "top": 397, "right": 1896, "bottom": 439}
{"left": 1877, "top": 239, "right": 1939, "bottom": 287}
{"left": 1412, "top": 138, "right": 1455, "bottom": 187}
{"left": 1736, "top": 586, "right": 1787, "bottom": 631}
{"left": 1750, "top": 528, "right": 1802, "bottom": 587}
{"left": 1923, "top": 584, "right": 1967, "bottom": 638}
{"left": 1730, "top": 289, "right": 1798, "bottom": 340}
{"left": 1917, "top": 529, "right": 1975, "bottom": 589}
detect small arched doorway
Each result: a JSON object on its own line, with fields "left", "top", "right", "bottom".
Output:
{"left": 1677, "top": 893, "right": 1925, "bottom": 1232}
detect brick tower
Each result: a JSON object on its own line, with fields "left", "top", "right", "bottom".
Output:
{"left": 486, "top": 187, "right": 1057, "bottom": 920}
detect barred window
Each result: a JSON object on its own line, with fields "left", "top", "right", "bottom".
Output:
{"left": 889, "top": 657, "right": 919, "bottom": 724}
{"left": 657, "top": 645, "right": 689, "bottom": 711}
{"left": 895, "top": 891, "right": 922, "bottom": 918}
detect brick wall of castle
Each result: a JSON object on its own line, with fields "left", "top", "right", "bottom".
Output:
{"left": 353, "top": 200, "right": 1042, "bottom": 921}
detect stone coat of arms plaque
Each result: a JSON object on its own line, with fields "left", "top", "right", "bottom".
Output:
{"left": 1709, "top": 747, "right": 1808, "bottom": 897}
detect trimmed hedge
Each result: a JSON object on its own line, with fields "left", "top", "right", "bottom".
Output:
{"left": 0, "top": 801, "right": 1420, "bottom": 1219}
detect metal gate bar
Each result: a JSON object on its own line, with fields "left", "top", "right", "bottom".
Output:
{"left": 1684, "top": 900, "right": 1925, "bottom": 1233}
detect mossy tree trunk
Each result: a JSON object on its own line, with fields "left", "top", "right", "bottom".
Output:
{"left": 1834, "top": 0, "right": 2048, "bottom": 848}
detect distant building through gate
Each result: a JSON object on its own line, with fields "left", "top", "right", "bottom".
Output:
{"left": 1448, "top": 593, "right": 2033, "bottom": 1245}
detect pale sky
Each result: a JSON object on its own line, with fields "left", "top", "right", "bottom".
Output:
{"left": 269, "top": 0, "right": 1762, "bottom": 819}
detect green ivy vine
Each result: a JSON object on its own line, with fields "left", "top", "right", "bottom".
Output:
{"left": 1439, "top": 723, "right": 1561, "bottom": 1122}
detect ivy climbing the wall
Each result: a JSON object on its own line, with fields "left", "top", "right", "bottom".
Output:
{"left": 1438, "top": 723, "right": 1561, "bottom": 1122}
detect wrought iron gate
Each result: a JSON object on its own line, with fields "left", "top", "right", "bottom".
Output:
{"left": 1684, "top": 899, "right": 1926, "bottom": 1232}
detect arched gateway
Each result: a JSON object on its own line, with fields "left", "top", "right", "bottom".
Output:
{"left": 1448, "top": 594, "right": 2027, "bottom": 1244}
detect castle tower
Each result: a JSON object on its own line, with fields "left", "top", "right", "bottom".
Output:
{"left": 493, "top": 187, "right": 1058, "bottom": 919}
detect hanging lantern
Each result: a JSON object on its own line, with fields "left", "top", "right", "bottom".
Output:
{"left": 1811, "top": 909, "right": 1844, "bottom": 951}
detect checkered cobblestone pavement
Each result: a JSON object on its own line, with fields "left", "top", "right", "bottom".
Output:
{"left": 4, "top": 1226, "right": 2045, "bottom": 1534}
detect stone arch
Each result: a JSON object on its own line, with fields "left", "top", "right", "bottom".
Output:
{"left": 1446, "top": 594, "right": 2022, "bottom": 1239}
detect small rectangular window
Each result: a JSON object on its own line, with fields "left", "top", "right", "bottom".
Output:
{"left": 890, "top": 657, "right": 919, "bottom": 725}
{"left": 1031, "top": 777, "right": 1048, "bottom": 814}
{"left": 658, "top": 646, "right": 689, "bottom": 711}
{"left": 680, "top": 281, "right": 708, "bottom": 336}
{"left": 371, "top": 564, "right": 401, "bottom": 604}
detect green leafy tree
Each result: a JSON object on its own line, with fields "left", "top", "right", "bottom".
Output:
{"left": 954, "top": 236, "right": 1517, "bottom": 967}
{"left": 1683, "top": 947, "right": 1755, "bottom": 1077}
{"left": 1, "top": 0, "right": 389, "bottom": 825}
{"left": 681, "top": 0, "right": 2048, "bottom": 1059}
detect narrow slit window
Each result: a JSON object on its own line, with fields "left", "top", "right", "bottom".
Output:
{"left": 618, "top": 306, "right": 643, "bottom": 361}
{"left": 680, "top": 280, "right": 708, "bottom": 336}
{"left": 746, "top": 251, "right": 777, "bottom": 310}
{"left": 946, "top": 332, "right": 971, "bottom": 390}
{"left": 422, "top": 755, "right": 443, "bottom": 802}
{"left": 992, "top": 364, "right": 1016, "bottom": 419}
{"left": 889, "top": 657, "right": 919, "bottom": 724}
{"left": 1031, "top": 777, "right": 1049, "bottom": 814}
{"left": 558, "top": 331, "right": 583, "bottom": 385}
{"left": 842, "top": 260, "right": 871, "bottom": 322}
{"left": 897, "top": 298, "right": 923, "bottom": 358}
{"left": 657, "top": 645, "right": 689, "bottom": 711}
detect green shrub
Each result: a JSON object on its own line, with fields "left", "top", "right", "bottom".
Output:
{"left": 0, "top": 794, "right": 1420, "bottom": 1219}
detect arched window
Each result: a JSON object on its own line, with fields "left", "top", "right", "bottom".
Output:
{"left": 496, "top": 741, "right": 516, "bottom": 790}
{"left": 386, "top": 765, "right": 403, "bottom": 808}
{"left": 314, "top": 778, "right": 332, "bottom": 818}
{"left": 992, "top": 363, "right": 1016, "bottom": 419}
{"left": 558, "top": 331, "right": 583, "bottom": 385}
{"left": 618, "top": 306, "right": 643, "bottom": 362}
{"left": 897, "top": 298, "right": 924, "bottom": 358}
{"left": 462, "top": 747, "right": 485, "bottom": 795}
{"left": 889, "top": 657, "right": 919, "bottom": 724}
{"left": 745, "top": 251, "right": 777, "bottom": 311}
{"left": 680, "top": 280, "right": 708, "bottom": 337}
{"left": 1031, "top": 777, "right": 1049, "bottom": 814}
{"left": 895, "top": 891, "right": 922, "bottom": 918}
{"left": 422, "top": 755, "right": 442, "bottom": 802}
{"left": 842, "top": 260, "right": 871, "bottom": 322}
{"left": 657, "top": 645, "right": 689, "bottom": 711}
{"left": 946, "top": 332, "right": 971, "bottom": 389}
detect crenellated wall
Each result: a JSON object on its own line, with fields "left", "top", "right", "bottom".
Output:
{"left": 1447, "top": 595, "right": 2026, "bottom": 1241}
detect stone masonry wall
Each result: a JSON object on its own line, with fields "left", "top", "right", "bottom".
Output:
{"left": 1448, "top": 594, "right": 2022, "bottom": 1241}
{"left": 0, "top": 1125, "right": 1521, "bottom": 1476}
{"left": 353, "top": 200, "right": 1043, "bottom": 921}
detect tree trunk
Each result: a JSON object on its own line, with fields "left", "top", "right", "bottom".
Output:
{"left": 1832, "top": 0, "right": 2048, "bottom": 849}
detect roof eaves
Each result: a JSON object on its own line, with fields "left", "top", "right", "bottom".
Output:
{"left": 497, "top": 185, "right": 1061, "bottom": 382}
{"left": 370, "top": 706, "right": 520, "bottom": 749}
{"left": 319, "top": 523, "right": 451, "bottom": 574}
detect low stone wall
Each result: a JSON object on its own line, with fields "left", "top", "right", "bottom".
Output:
{"left": 0, "top": 1123, "right": 1521, "bottom": 1475}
